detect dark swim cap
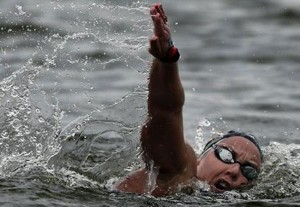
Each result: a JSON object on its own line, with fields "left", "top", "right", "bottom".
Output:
{"left": 201, "top": 130, "right": 263, "bottom": 161}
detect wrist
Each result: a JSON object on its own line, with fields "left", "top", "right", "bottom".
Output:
{"left": 158, "top": 46, "right": 180, "bottom": 63}
{"left": 158, "top": 38, "right": 180, "bottom": 63}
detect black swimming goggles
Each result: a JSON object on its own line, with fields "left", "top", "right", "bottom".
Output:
{"left": 212, "top": 144, "right": 259, "bottom": 181}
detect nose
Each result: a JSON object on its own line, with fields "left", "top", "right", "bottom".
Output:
{"left": 225, "top": 163, "right": 247, "bottom": 186}
{"left": 226, "top": 163, "right": 239, "bottom": 180}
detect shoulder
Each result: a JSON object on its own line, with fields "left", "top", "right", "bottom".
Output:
{"left": 115, "top": 169, "right": 149, "bottom": 194}
{"left": 116, "top": 143, "right": 197, "bottom": 196}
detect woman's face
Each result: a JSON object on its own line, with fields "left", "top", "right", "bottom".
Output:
{"left": 196, "top": 136, "right": 262, "bottom": 192}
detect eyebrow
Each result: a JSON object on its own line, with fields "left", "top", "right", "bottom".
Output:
{"left": 222, "top": 144, "right": 259, "bottom": 169}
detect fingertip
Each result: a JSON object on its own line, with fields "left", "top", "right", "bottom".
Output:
{"left": 159, "top": 3, "right": 163, "bottom": 11}
{"left": 150, "top": 7, "right": 156, "bottom": 15}
{"left": 151, "top": 3, "right": 159, "bottom": 13}
{"left": 154, "top": 3, "right": 161, "bottom": 8}
{"left": 154, "top": 3, "right": 161, "bottom": 13}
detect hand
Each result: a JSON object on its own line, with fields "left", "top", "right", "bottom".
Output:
{"left": 149, "top": 3, "right": 172, "bottom": 60}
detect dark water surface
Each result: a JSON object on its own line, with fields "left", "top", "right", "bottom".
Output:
{"left": 1, "top": 0, "right": 300, "bottom": 206}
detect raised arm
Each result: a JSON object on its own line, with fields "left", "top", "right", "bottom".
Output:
{"left": 141, "top": 4, "right": 196, "bottom": 177}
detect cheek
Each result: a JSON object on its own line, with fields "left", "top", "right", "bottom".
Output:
{"left": 197, "top": 154, "right": 223, "bottom": 181}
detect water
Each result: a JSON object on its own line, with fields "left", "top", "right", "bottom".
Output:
{"left": 1, "top": 0, "right": 300, "bottom": 206}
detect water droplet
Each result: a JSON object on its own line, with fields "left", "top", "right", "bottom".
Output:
{"left": 199, "top": 118, "right": 211, "bottom": 127}
{"left": 18, "top": 104, "right": 26, "bottom": 110}
{"left": 16, "top": 5, "right": 26, "bottom": 15}
{"left": 38, "top": 117, "right": 45, "bottom": 123}
{"left": 0, "top": 91, "right": 5, "bottom": 97}
{"left": 75, "top": 124, "right": 82, "bottom": 130}
{"left": 11, "top": 118, "right": 21, "bottom": 129}
{"left": 12, "top": 84, "right": 19, "bottom": 89}
{"left": 1, "top": 130, "right": 9, "bottom": 139}
{"left": 11, "top": 90, "right": 18, "bottom": 97}
{"left": 36, "top": 143, "right": 43, "bottom": 155}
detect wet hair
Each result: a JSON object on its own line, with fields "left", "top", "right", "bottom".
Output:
{"left": 201, "top": 130, "right": 263, "bottom": 161}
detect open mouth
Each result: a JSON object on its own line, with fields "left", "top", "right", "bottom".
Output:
{"left": 213, "top": 179, "right": 231, "bottom": 192}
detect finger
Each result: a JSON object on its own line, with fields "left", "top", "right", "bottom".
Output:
{"left": 152, "top": 3, "right": 161, "bottom": 10}
{"left": 153, "top": 13, "right": 164, "bottom": 37}
{"left": 150, "top": 6, "right": 158, "bottom": 25}
{"left": 152, "top": 3, "right": 167, "bottom": 24}
{"left": 149, "top": 36, "right": 161, "bottom": 57}
{"left": 150, "top": 5, "right": 157, "bottom": 15}
{"left": 158, "top": 4, "right": 168, "bottom": 23}
{"left": 163, "top": 30, "right": 170, "bottom": 40}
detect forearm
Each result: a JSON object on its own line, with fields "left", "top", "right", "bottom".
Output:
{"left": 148, "top": 58, "right": 184, "bottom": 114}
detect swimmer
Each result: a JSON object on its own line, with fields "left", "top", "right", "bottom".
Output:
{"left": 116, "top": 3, "right": 263, "bottom": 196}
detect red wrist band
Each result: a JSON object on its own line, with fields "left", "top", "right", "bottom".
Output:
{"left": 159, "top": 46, "right": 180, "bottom": 63}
